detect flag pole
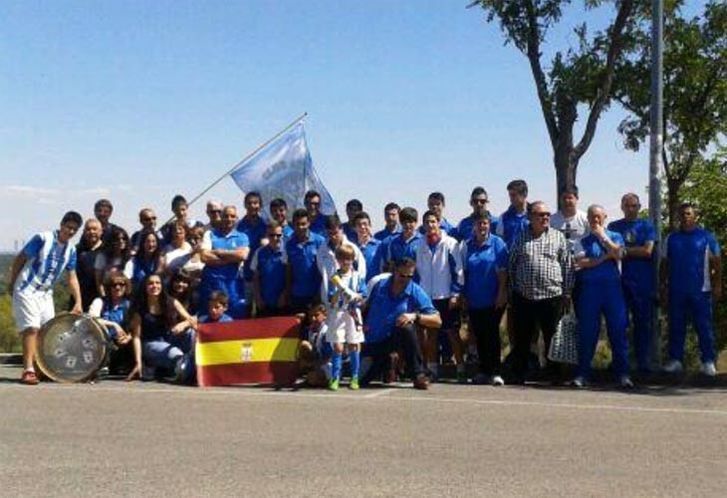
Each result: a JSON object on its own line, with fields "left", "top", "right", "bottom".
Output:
{"left": 184, "top": 112, "right": 308, "bottom": 210}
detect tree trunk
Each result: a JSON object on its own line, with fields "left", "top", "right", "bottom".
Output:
{"left": 554, "top": 144, "right": 578, "bottom": 209}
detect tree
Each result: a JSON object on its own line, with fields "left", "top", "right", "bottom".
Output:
{"left": 468, "top": 0, "right": 636, "bottom": 200}
{"left": 615, "top": 0, "right": 726, "bottom": 229}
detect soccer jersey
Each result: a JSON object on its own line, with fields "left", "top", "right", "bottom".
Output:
{"left": 363, "top": 276, "right": 436, "bottom": 344}
{"left": 374, "top": 226, "right": 401, "bottom": 242}
{"left": 663, "top": 227, "right": 720, "bottom": 294}
{"left": 200, "top": 228, "right": 250, "bottom": 283}
{"left": 237, "top": 215, "right": 268, "bottom": 281}
{"left": 250, "top": 245, "right": 286, "bottom": 308}
{"left": 453, "top": 212, "right": 499, "bottom": 242}
{"left": 460, "top": 234, "right": 509, "bottom": 308}
{"left": 358, "top": 238, "right": 383, "bottom": 281}
{"left": 309, "top": 214, "right": 328, "bottom": 237}
{"left": 607, "top": 218, "right": 656, "bottom": 290}
{"left": 283, "top": 231, "right": 325, "bottom": 299}
{"left": 15, "top": 231, "right": 77, "bottom": 294}
{"left": 383, "top": 232, "right": 423, "bottom": 268}
{"left": 496, "top": 206, "right": 529, "bottom": 247}
{"left": 574, "top": 231, "right": 625, "bottom": 283}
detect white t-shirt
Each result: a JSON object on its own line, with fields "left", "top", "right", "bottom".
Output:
{"left": 163, "top": 243, "right": 193, "bottom": 275}
{"left": 550, "top": 210, "right": 589, "bottom": 253}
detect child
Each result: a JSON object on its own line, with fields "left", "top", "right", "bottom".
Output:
{"left": 298, "top": 304, "right": 332, "bottom": 387}
{"left": 198, "top": 290, "right": 234, "bottom": 324}
{"left": 326, "top": 245, "right": 367, "bottom": 390}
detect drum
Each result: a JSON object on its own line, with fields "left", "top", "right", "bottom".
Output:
{"left": 36, "top": 313, "right": 109, "bottom": 383}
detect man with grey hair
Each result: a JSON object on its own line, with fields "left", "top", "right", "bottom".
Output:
{"left": 572, "top": 204, "right": 632, "bottom": 388}
{"left": 507, "top": 200, "right": 574, "bottom": 383}
{"left": 204, "top": 200, "right": 223, "bottom": 232}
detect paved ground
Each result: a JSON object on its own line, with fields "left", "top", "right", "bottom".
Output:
{"left": 1, "top": 364, "right": 726, "bottom": 497}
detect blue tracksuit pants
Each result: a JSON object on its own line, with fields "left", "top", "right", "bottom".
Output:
{"left": 576, "top": 280, "right": 629, "bottom": 379}
{"left": 622, "top": 280, "right": 654, "bottom": 371}
{"left": 668, "top": 291, "right": 715, "bottom": 363}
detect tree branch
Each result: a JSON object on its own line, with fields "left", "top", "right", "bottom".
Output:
{"left": 524, "top": 0, "right": 559, "bottom": 147}
{"left": 574, "top": 0, "right": 634, "bottom": 160}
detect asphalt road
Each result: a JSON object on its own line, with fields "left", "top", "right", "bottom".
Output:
{"left": 1, "top": 364, "right": 726, "bottom": 497}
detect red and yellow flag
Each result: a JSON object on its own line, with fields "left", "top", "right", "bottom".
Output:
{"left": 196, "top": 317, "right": 301, "bottom": 387}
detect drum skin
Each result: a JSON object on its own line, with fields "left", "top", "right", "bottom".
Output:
{"left": 36, "top": 313, "right": 108, "bottom": 383}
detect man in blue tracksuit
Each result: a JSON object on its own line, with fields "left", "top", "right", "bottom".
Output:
{"left": 607, "top": 193, "right": 657, "bottom": 373}
{"left": 496, "top": 179, "right": 529, "bottom": 248}
{"left": 661, "top": 203, "right": 722, "bottom": 377}
{"left": 572, "top": 205, "right": 632, "bottom": 388}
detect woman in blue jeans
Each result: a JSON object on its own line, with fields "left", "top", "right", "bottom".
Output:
{"left": 128, "top": 274, "right": 197, "bottom": 382}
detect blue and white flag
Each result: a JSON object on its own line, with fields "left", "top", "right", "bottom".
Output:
{"left": 230, "top": 123, "right": 337, "bottom": 216}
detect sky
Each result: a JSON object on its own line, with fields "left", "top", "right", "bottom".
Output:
{"left": 0, "top": 0, "right": 675, "bottom": 251}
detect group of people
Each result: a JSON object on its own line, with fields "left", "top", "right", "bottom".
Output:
{"left": 8, "top": 180, "right": 723, "bottom": 389}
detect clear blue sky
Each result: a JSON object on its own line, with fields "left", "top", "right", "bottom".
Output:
{"left": 0, "top": 0, "right": 668, "bottom": 250}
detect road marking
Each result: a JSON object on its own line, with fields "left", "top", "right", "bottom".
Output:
{"left": 5, "top": 381, "right": 727, "bottom": 416}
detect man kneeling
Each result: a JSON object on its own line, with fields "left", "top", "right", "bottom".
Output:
{"left": 360, "top": 258, "right": 441, "bottom": 390}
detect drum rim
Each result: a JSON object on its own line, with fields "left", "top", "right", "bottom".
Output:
{"left": 36, "top": 312, "right": 108, "bottom": 383}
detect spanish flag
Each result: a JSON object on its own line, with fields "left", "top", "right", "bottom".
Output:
{"left": 196, "top": 317, "right": 301, "bottom": 387}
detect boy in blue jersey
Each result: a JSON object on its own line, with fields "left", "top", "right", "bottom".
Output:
{"left": 251, "top": 221, "right": 288, "bottom": 317}
{"left": 496, "top": 179, "right": 530, "bottom": 247}
{"left": 9, "top": 211, "right": 84, "bottom": 385}
{"left": 198, "top": 291, "right": 233, "bottom": 324}
{"left": 237, "top": 191, "right": 268, "bottom": 314}
{"left": 419, "top": 192, "right": 456, "bottom": 236}
{"left": 607, "top": 193, "right": 657, "bottom": 373}
{"left": 341, "top": 199, "right": 363, "bottom": 242}
{"left": 269, "top": 198, "right": 294, "bottom": 241}
{"left": 283, "top": 208, "right": 326, "bottom": 314}
{"left": 298, "top": 304, "right": 332, "bottom": 387}
{"left": 304, "top": 190, "right": 328, "bottom": 237}
{"left": 571, "top": 205, "right": 632, "bottom": 388}
{"left": 374, "top": 202, "right": 402, "bottom": 242}
{"left": 353, "top": 211, "right": 383, "bottom": 282}
{"left": 382, "top": 207, "right": 422, "bottom": 273}
{"left": 454, "top": 186, "right": 497, "bottom": 242}
{"left": 661, "top": 203, "right": 722, "bottom": 377}
{"left": 199, "top": 206, "right": 250, "bottom": 319}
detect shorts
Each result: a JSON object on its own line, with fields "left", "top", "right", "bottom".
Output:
{"left": 432, "top": 298, "right": 460, "bottom": 331}
{"left": 326, "top": 311, "right": 365, "bottom": 345}
{"left": 12, "top": 290, "right": 55, "bottom": 331}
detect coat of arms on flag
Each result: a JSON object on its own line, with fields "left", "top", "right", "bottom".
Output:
{"left": 196, "top": 317, "right": 301, "bottom": 387}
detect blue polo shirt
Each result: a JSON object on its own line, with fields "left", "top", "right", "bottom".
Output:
{"left": 496, "top": 206, "right": 529, "bottom": 247}
{"left": 201, "top": 228, "right": 250, "bottom": 283}
{"left": 574, "top": 231, "right": 625, "bottom": 284}
{"left": 199, "top": 313, "right": 233, "bottom": 324}
{"left": 100, "top": 298, "right": 130, "bottom": 326}
{"left": 309, "top": 214, "right": 327, "bottom": 237}
{"left": 341, "top": 222, "right": 358, "bottom": 243}
{"left": 364, "top": 276, "right": 437, "bottom": 344}
{"left": 664, "top": 227, "right": 720, "bottom": 294}
{"left": 237, "top": 215, "right": 268, "bottom": 281}
{"left": 374, "top": 226, "right": 401, "bottom": 242}
{"left": 251, "top": 245, "right": 286, "bottom": 308}
{"left": 384, "top": 232, "right": 423, "bottom": 267}
{"left": 607, "top": 218, "right": 656, "bottom": 291}
{"left": 358, "top": 238, "right": 383, "bottom": 280}
{"left": 454, "top": 212, "right": 499, "bottom": 242}
{"left": 462, "top": 235, "right": 508, "bottom": 308}
{"left": 281, "top": 224, "right": 294, "bottom": 242}
{"left": 284, "top": 231, "right": 325, "bottom": 298}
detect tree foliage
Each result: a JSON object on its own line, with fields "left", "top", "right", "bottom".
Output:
{"left": 614, "top": 0, "right": 727, "bottom": 228}
{"left": 469, "top": 0, "right": 637, "bottom": 200}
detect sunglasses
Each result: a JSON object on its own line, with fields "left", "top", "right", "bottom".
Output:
{"left": 111, "top": 282, "right": 126, "bottom": 288}
{"left": 269, "top": 234, "right": 283, "bottom": 239}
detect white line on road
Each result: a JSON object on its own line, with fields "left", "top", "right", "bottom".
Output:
{"left": 5, "top": 381, "right": 727, "bottom": 417}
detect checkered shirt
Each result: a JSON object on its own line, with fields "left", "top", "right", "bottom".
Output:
{"left": 508, "top": 227, "right": 575, "bottom": 300}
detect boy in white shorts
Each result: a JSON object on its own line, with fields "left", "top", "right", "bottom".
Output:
{"left": 326, "top": 245, "right": 366, "bottom": 391}
{"left": 8, "top": 211, "right": 84, "bottom": 385}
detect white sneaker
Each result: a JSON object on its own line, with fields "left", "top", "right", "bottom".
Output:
{"left": 491, "top": 375, "right": 505, "bottom": 386}
{"left": 700, "top": 362, "right": 717, "bottom": 377}
{"left": 619, "top": 375, "right": 634, "bottom": 389}
{"left": 571, "top": 376, "right": 586, "bottom": 388}
{"left": 662, "top": 359, "right": 684, "bottom": 374}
